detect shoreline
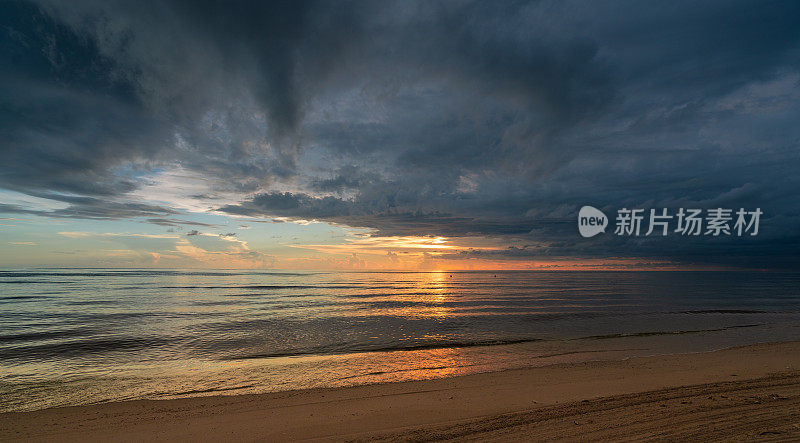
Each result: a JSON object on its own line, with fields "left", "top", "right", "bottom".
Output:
{"left": 2, "top": 340, "right": 800, "bottom": 441}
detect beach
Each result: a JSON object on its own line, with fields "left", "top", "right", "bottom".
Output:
{"left": 2, "top": 340, "right": 799, "bottom": 441}
{"left": 4, "top": 1, "right": 800, "bottom": 440}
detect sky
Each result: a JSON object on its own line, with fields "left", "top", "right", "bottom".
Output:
{"left": 1, "top": 0, "right": 799, "bottom": 270}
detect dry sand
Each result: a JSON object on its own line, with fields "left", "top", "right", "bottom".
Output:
{"left": 2, "top": 341, "right": 800, "bottom": 442}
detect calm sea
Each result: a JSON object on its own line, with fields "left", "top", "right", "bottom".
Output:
{"left": 2, "top": 269, "right": 799, "bottom": 411}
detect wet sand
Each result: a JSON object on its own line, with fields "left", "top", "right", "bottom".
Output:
{"left": 2, "top": 341, "right": 799, "bottom": 442}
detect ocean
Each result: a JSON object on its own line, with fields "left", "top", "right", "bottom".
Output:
{"left": 2, "top": 269, "right": 799, "bottom": 412}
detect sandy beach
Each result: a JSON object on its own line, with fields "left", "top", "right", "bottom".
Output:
{"left": 2, "top": 340, "right": 799, "bottom": 442}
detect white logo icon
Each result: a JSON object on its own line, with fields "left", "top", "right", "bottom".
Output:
{"left": 578, "top": 206, "right": 608, "bottom": 238}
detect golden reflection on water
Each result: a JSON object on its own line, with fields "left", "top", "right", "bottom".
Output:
{"left": 7, "top": 269, "right": 800, "bottom": 413}
{"left": 406, "top": 346, "right": 468, "bottom": 379}
{"left": 413, "top": 271, "right": 452, "bottom": 318}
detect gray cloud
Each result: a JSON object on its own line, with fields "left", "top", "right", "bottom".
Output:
{"left": 2, "top": 0, "right": 800, "bottom": 268}
{"left": 145, "top": 218, "right": 216, "bottom": 227}
{"left": 0, "top": 200, "right": 177, "bottom": 220}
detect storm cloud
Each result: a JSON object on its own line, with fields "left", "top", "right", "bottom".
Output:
{"left": 2, "top": 0, "right": 800, "bottom": 268}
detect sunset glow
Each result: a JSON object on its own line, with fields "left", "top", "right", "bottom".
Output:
{"left": 1, "top": 1, "right": 797, "bottom": 272}
{"left": 3, "top": 3, "right": 800, "bottom": 440}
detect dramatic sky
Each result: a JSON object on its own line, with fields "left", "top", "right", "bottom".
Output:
{"left": 1, "top": 0, "right": 799, "bottom": 270}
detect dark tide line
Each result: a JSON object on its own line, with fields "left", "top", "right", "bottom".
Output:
{"left": 221, "top": 338, "right": 543, "bottom": 361}
{"left": 165, "top": 384, "right": 257, "bottom": 396}
{"left": 219, "top": 324, "right": 768, "bottom": 362}
{"left": 0, "top": 295, "right": 56, "bottom": 302}
{"left": 0, "top": 271, "right": 316, "bottom": 277}
{"left": 0, "top": 281, "right": 71, "bottom": 284}
{"left": 679, "top": 309, "right": 771, "bottom": 314}
{"left": 0, "top": 336, "right": 174, "bottom": 361}
{"left": 0, "top": 327, "right": 100, "bottom": 344}
{"left": 576, "top": 324, "right": 764, "bottom": 340}
{"left": 159, "top": 285, "right": 351, "bottom": 290}
{"left": 336, "top": 347, "right": 651, "bottom": 380}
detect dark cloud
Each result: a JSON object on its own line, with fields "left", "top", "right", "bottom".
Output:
{"left": 220, "top": 192, "right": 352, "bottom": 219}
{"left": 309, "top": 165, "right": 380, "bottom": 193}
{"left": 0, "top": 1, "right": 171, "bottom": 198}
{"left": 0, "top": 200, "right": 177, "bottom": 220}
{"left": 2, "top": 1, "right": 800, "bottom": 268}
{"left": 145, "top": 218, "right": 216, "bottom": 227}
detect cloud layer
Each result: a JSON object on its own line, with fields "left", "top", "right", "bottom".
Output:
{"left": 2, "top": 0, "right": 800, "bottom": 268}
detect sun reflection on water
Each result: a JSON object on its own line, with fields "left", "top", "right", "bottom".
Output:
{"left": 415, "top": 271, "right": 451, "bottom": 318}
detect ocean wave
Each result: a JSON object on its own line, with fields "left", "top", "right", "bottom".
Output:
{"left": 221, "top": 338, "right": 543, "bottom": 361}
{"left": 0, "top": 295, "right": 56, "bottom": 302}
{"left": 0, "top": 280, "right": 70, "bottom": 284}
{"left": 0, "top": 328, "right": 100, "bottom": 344}
{"left": 0, "top": 336, "right": 174, "bottom": 361}
{"left": 0, "top": 271, "right": 318, "bottom": 278}
{"left": 165, "top": 384, "right": 256, "bottom": 396}
{"left": 158, "top": 285, "right": 352, "bottom": 290}
{"left": 336, "top": 365, "right": 463, "bottom": 380}
{"left": 679, "top": 309, "right": 770, "bottom": 314}
{"left": 575, "top": 324, "right": 763, "bottom": 340}
{"left": 217, "top": 323, "right": 769, "bottom": 361}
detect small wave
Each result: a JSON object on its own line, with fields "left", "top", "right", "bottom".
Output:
{"left": 0, "top": 271, "right": 316, "bottom": 277}
{"left": 222, "top": 338, "right": 542, "bottom": 361}
{"left": 0, "top": 328, "right": 98, "bottom": 344}
{"left": 190, "top": 299, "right": 247, "bottom": 306}
{"left": 64, "top": 300, "right": 119, "bottom": 306}
{"left": 0, "top": 280, "right": 69, "bottom": 284}
{"left": 576, "top": 323, "right": 763, "bottom": 340}
{"left": 159, "top": 285, "right": 362, "bottom": 290}
{"left": 337, "top": 365, "right": 457, "bottom": 380}
{"left": 532, "top": 348, "right": 650, "bottom": 359}
{"left": 336, "top": 348, "right": 651, "bottom": 380}
{"left": 679, "top": 309, "right": 769, "bottom": 314}
{"left": 0, "top": 336, "right": 173, "bottom": 360}
{"left": 168, "top": 384, "right": 256, "bottom": 396}
{"left": 0, "top": 295, "right": 55, "bottom": 302}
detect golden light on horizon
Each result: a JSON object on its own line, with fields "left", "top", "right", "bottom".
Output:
{"left": 277, "top": 234, "right": 701, "bottom": 272}
{"left": 294, "top": 235, "right": 460, "bottom": 254}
